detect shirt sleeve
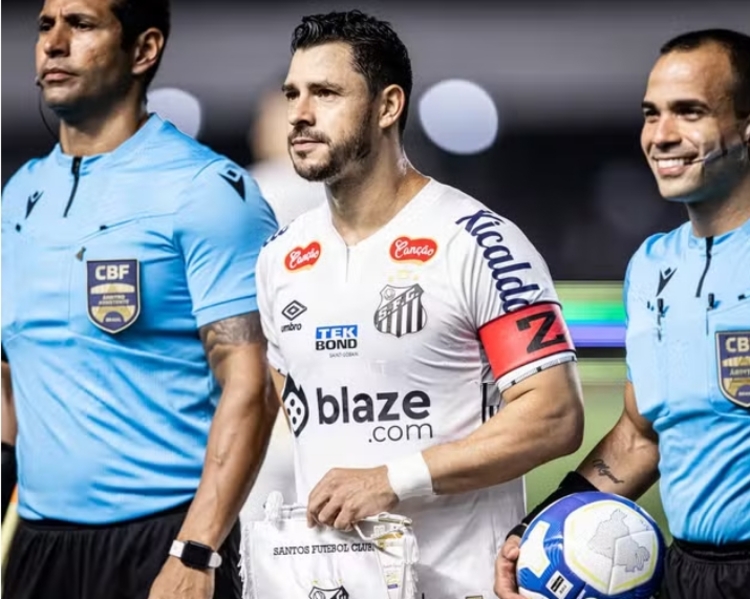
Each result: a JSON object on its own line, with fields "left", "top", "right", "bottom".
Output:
{"left": 455, "top": 211, "right": 576, "bottom": 391}
{"left": 623, "top": 252, "right": 636, "bottom": 383}
{"left": 255, "top": 244, "right": 286, "bottom": 375}
{"left": 173, "top": 160, "right": 278, "bottom": 328}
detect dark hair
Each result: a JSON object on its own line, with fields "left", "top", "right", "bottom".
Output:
{"left": 660, "top": 29, "right": 750, "bottom": 118}
{"left": 110, "top": 0, "right": 171, "bottom": 91}
{"left": 291, "top": 10, "right": 413, "bottom": 135}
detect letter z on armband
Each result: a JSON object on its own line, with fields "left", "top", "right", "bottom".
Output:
{"left": 479, "top": 302, "right": 575, "bottom": 390}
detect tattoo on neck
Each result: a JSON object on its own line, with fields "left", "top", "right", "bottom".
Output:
{"left": 592, "top": 459, "right": 624, "bottom": 484}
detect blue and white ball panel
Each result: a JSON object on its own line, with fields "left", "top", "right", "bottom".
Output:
{"left": 517, "top": 492, "right": 665, "bottom": 599}
{"left": 517, "top": 514, "right": 585, "bottom": 599}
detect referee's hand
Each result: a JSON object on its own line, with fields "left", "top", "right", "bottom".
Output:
{"left": 148, "top": 556, "right": 213, "bottom": 599}
{"left": 494, "top": 535, "right": 525, "bottom": 599}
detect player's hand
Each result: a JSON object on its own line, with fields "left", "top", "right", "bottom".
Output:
{"left": 307, "top": 466, "right": 398, "bottom": 530}
{"left": 147, "top": 556, "right": 214, "bottom": 599}
{"left": 494, "top": 534, "right": 526, "bottom": 599}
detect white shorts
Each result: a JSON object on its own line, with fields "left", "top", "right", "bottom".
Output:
{"left": 240, "top": 492, "right": 419, "bottom": 599}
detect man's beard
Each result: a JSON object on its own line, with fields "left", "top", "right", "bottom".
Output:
{"left": 290, "top": 109, "right": 373, "bottom": 182}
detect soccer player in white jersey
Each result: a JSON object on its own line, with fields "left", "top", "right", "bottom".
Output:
{"left": 255, "top": 10, "right": 585, "bottom": 598}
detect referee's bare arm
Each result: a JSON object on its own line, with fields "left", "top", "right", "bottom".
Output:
{"left": 177, "top": 311, "right": 279, "bottom": 547}
{"left": 575, "top": 381, "right": 660, "bottom": 498}
{"left": 1, "top": 359, "right": 16, "bottom": 446}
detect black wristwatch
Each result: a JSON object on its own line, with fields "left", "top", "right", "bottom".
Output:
{"left": 169, "top": 540, "right": 222, "bottom": 570}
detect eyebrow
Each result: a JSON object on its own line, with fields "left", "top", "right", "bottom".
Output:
{"left": 38, "top": 11, "right": 97, "bottom": 26}
{"left": 281, "top": 80, "right": 345, "bottom": 94}
{"left": 309, "top": 81, "right": 345, "bottom": 93}
{"left": 669, "top": 99, "right": 710, "bottom": 111}
{"left": 641, "top": 99, "right": 710, "bottom": 112}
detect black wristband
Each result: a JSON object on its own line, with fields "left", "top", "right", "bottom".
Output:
{"left": 505, "top": 472, "right": 597, "bottom": 541}
{"left": 505, "top": 523, "right": 528, "bottom": 541}
{"left": 2, "top": 442, "right": 18, "bottom": 520}
{"left": 521, "top": 471, "right": 598, "bottom": 528}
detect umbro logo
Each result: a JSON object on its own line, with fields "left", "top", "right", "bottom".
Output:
{"left": 280, "top": 300, "right": 307, "bottom": 333}
{"left": 657, "top": 267, "right": 677, "bottom": 296}
{"left": 281, "top": 300, "right": 307, "bottom": 321}
{"left": 26, "top": 190, "right": 44, "bottom": 219}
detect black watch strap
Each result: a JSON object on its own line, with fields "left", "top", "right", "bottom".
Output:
{"left": 169, "top": 540, "right": 222, "bottom": 570}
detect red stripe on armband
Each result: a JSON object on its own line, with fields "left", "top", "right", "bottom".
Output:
{"left": 478, "top": 302, "right": 575, "bottom": 381}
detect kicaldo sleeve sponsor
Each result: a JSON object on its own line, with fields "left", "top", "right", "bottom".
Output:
{"left": 455, "top": 208, "right": 558, "bottom": 323}
{"left": 454, "top": 207, "right": 575, "bottom": 391}
{"left": 241, "top": 492, "right": 419, "bottom": 599}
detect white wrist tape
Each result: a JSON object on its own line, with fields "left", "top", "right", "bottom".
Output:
{"left": 386, "top": 452, "right": 434, "bottom": 501}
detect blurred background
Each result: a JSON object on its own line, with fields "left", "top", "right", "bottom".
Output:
{"left": 4, "top": 0, "right": 749, "bottom": 536}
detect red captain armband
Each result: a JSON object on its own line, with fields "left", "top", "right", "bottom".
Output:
{"left": 478, "top": 302, "right": 575, "bottom": 382}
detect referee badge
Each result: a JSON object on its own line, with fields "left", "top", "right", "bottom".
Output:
{"left": 716, "top": 331, "right": 750, "bottom": 408}
{"left": 86, "top": 259, "right": 141, "bottom": 333}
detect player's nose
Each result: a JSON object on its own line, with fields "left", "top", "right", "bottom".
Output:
{"left": 288, "top": 94, "right": 315, "bottom": 128}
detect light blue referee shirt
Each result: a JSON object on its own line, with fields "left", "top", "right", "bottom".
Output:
{"left": 1, "top": 114, "right": 278, "bottom": 524}
{"left": 624, "top": 217, "right": 750, "bottom": 544}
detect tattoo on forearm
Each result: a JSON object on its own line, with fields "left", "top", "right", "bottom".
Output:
{"left": 199, "top": 312, "right": 265, "bottom": 361}
{"left": 591, "top": 459, "right": 624, "bottom": 484}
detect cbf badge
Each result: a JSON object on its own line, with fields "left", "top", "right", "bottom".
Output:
{"left": 86, "top": 260, "right": 140, "bottom": 333}
{"left": 716, "top": 331, "right": 750, "bottom": 408}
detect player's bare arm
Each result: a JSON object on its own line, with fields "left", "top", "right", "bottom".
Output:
{"left": 425, "top": 360, "right": 583, "bottom": 495}
{"left": 577, "top": 381, "right": 659, "bottom": 497}
{"left": 149, "top": 312, "right": 278, "bottom": 598}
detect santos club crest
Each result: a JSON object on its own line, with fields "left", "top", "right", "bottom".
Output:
{"left": 309, "top": 586, "right": 349, "bottom": 599}
{"left": 374, "top": 283, "right": 427, "bottom": 338}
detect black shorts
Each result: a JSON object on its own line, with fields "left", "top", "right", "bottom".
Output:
{"left": 662, "top": 538, "right": 750, "bottom": 599}
{"left": 3, "top": 502, "right": 241, "bottom": 599}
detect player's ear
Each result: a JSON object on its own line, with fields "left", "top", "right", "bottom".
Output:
{"left": 378, "top": 84, "right": 405, "bottom": 133}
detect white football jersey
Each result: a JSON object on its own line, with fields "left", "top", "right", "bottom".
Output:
{"left": 256, "top": 178, "right": 575, "bottom": 598}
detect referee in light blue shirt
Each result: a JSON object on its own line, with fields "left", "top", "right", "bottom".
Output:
{"left": 1, "top": 1, "right": 278, "bottom": 598}
{"left": 496, "top": 29, "right": 750, "bottom": 599}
